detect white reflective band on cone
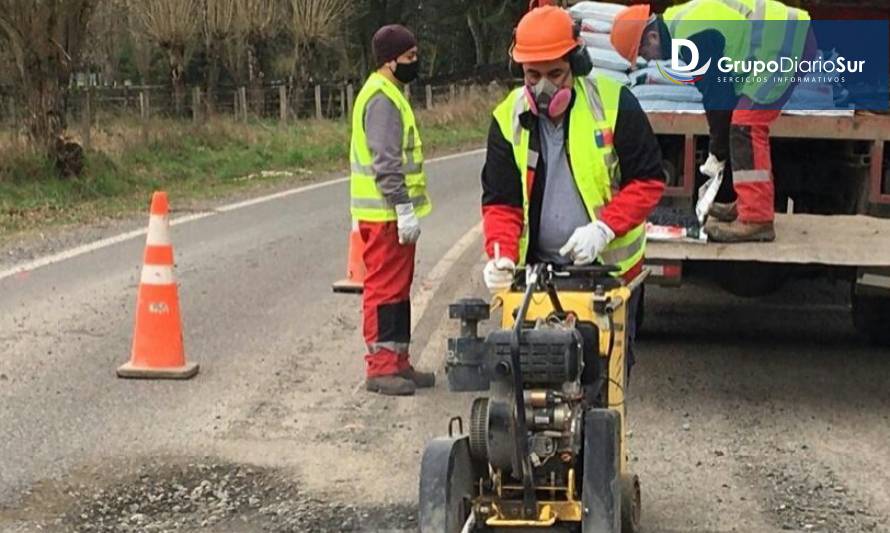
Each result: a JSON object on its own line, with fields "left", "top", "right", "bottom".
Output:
{"left": 140, "top": 265, "right": 176, "bottom": 285}
{"left": 146, "top": 215, "right": 172, "bottom": 246}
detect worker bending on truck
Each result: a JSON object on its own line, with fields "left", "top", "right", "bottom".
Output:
{"left": 481, "top": 6, "right": 665, "bottom": 371}
{"left": 612, "top": 0, "right": 816, "bottom": 243}
{"left": 350, "top": 25, "right": 435, "bottom": 396}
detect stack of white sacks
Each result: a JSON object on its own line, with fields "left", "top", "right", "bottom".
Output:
{"left": 570, "top": 1, "right": 704, "bottom": 111}
{"left": 570, "top": 1, "right": 634, "bottom": 86}
{"left": 571, "top": 2, "right": 837, "bottom": 113}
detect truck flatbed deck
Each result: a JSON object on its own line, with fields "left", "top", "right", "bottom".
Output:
{"left": 647, "top": 214, "right": 890, "bottom": 266}
{"left": 645, "top": 112, "right": 890, "bottom": 211}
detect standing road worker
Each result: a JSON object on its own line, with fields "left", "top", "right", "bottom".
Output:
{"left": 481, "top": 6, "right": 665, "bottom": 372}
{"left": 612, "top": 1, "right": 816, "bottom": 242}
{"left": 351, "top": 25, "right": 435, "bottom": 396}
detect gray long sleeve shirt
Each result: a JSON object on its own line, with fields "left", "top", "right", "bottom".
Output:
{"left": 536, "top": 116, "right": 591, "bottom": 265}
{"left": 364, "top": 93, "right": 410, "bottom": 206}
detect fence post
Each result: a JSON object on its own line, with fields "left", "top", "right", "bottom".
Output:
{"left": 81, "top": 89, "right": 92, "bottom": 150}
{"left": 314, "top": 85, "right": 323, "bottom": 120}
{"left": 139, "top": 90, "right": 149, "bottom": 143}
{"left": 450, "top": 84, "right": 456, "bottom": 103}
{"left": 279, "top": 85, "right": 288, "bottom": 124}
{"left": 9, "top": 96, "right": 18, "bottom": 148}
{"left": 239, "top": 87, "right": 248, "bottom": 122}
{"left": 346, "top": 83, "right": 355, "bottom": 118}
{"left": 192, "top": 87, "right": 201, "bottom": 124}
{"left": 233, "top": 89, "right": 239, "bottom": 118}
{"left": 339, "top": 85, "right": 346, "bottom": 119}
{"left": 425, "top": 84, "right": 433, "bottom": 110}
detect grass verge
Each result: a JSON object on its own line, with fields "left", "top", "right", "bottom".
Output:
{"left": 0, "top": 86, "right": 497, "bottom": 239}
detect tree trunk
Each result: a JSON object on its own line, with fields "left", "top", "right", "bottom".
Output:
{"left": 24, "top": 76, "right": 65, "bottom": 156}
{"left": 205, "top": 41, "right": 222, "bottom": 116}
{"left": 247, "top": 40, "right": 265, "bottom": 116}
{"left": 168, "top": 45, "right": 187, "bottom": 117}
{"left": 466, "top": 9, "right": 485, "bottom": 67}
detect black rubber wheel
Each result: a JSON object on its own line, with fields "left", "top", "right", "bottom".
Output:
{"left": 711, "top": 261, "right": 787, "bottom": 297}
{"left": 620, "top": 474, "right": 641, "bottom": 533}
{"left": 581, "top": 409, "right": 621, "bottom": 533}
{"left": 852, "top": 290, "right": 890, "bottom": 347}
{"left": 419, "top": 436, "right": 476, "bottom": 533}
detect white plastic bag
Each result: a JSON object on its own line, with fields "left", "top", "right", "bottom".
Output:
{"left": 637, "top": 99, "right": 705, "bottom": 113}
{"left": 581, "top": 31, "right": 614, "bottom": 51}
{"left": 589, "top": 67, "right": 630, "bottom": 86}
{"left": 587, "top": 47, "right": 631, "bottom": 72}
{"left": 570, "top": 1, "right": 625, "bottom": 20}
{"left": 632, "top": 84, "right": 702, "bottom": 103}
{"left": 580, "top": 18, "right": 612, "bottom": 34}
{"left": 696, "top": 168, "right": 724, "bottom": 225}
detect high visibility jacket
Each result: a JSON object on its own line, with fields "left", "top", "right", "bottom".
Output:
{"left": 491, "top": 75, "right": 646, "bottom": 276}
{"left": 350, "top": 72, "right": 431, "bottom": 222}
{"left": 664, "top": 0, "right": 811, "bottom": 104}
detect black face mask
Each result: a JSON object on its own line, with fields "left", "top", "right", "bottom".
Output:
{"left": 393, "top": 60, "right": 419, "bottom": 84}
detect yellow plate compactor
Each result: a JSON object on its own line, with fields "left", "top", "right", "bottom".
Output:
{"left": 419, "top": 263, "right": 643, "bottom": 533}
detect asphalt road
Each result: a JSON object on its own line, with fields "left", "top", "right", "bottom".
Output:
{"left": 1, "top": 150, "right": 889, "bottom": 533}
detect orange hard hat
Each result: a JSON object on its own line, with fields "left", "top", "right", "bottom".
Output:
{"left": 513, "top": 6, "right": 579, "bottom": 64}
{"left": 611, "top": 4, "right": 652, "bottom": 64}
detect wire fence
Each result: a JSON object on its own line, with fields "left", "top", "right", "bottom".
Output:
{"left": 0, "top": 80, "right": 496, "bottom": 148}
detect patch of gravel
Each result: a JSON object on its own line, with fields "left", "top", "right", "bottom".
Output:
{"left": 742, "top": 447, "right": 884, "bottom": 532}
{"left": 48, "top": 460, "right": 416, "bottom": 532}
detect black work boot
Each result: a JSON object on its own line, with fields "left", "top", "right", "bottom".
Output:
{"left": 366, "top": 375, "right": 416, "bottom": 396}
{"left": 708, "top": 201, "right": 738, "bottom": 222}
{"left": 705, "top": 219, "right": 776, "bottom": 243}
{"left": 399, "top": 367, "right": 436, "bottom": 389}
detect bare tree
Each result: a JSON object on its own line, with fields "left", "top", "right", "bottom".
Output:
{"left": 0, "top": 0, "right": 97, "bottom": 166}
{"left": 85, "top": 0, "right": 129, "bottom": 85}
{"left": 235, "top": 0, "right": 280, "bottom": 114}
{"left": 129, "top": 0, "right": 202, "bottom": 115}
{"left": 287, "top": 0, "right": 350, "bottom": 112}
{"left": 204, "top": 0, "right": 239, "bottom": 112}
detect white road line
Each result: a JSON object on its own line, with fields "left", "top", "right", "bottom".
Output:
{"left": 0, "top": 149, "right": 486, "bottom": 282}
{"left": 352, "top": 222, "right": 483, "bottom": 395}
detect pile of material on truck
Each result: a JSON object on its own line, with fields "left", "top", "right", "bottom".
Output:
{"left": 571, "top": 1, "right": 638, "bottom": 86}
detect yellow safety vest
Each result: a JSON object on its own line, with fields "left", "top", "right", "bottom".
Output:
{"left": 664, "top": 0, "right": 811, "bottom": 104}
{"left": 492, "top": 75, "right": 646, "bottom": 276}
{"left": 350, "top": 72, "right": 431, "bottom": 222}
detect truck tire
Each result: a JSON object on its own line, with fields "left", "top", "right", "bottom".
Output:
{"left": 852, "top": 291, "right": 890, "bottom": 347}
{"left": 712, "top": 261, "right": 787, "bottom": 298}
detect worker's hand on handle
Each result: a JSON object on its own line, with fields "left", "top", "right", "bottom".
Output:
{"left": 395, "top": 203, "right": 421, "bottom": 245}
{"left": 559, "top": 220, "right": 615, "bottom": 265}
{"left": 483, "top": 257, "right": 516, "bottom": 293}
{"left": 699, "top": 153, "right": 725, "bottom": 180}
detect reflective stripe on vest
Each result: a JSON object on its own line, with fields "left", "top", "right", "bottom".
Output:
{"left": 491, "top": 75, "right": 646, "bottom": 276}
{"left": 350, "top": 72, "right": 431, "bottom": 222}
{"left": 665, "top": 0, "right": 811, "bottom": 104}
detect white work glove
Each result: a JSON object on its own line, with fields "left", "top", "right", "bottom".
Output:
{"left": 395, "top": 203, "right": 421, "bottom": 245}
{"left": 699, "top": 153, "right": 725, "bottom": 180}
{"left": 483, "top": 257, "right": 516, "bottom": 293}
{"left": 558, "top": 220, "right": 616, "bottom": 266}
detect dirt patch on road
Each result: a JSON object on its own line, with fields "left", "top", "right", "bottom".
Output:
{"left": 739, "top": 448, "right": 883, "bottom": 532}
{"left": 1, "top": 458, "right": 417, "bottom": 532}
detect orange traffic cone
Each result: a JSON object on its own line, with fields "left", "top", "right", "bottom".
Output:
{"left": 331, "top": 220, "right": 365, "bottom": 294}
{"left": 118, "top": 192, "right": 199, "bottom": 379}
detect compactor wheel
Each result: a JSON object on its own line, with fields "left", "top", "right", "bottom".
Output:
{"left": 620, "top": 474, "right": 641, "bottom": 533}
{"left": 419, "top": 436, "right": 477, "bottom": 533}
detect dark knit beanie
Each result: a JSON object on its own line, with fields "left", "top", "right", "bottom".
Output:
{"left": 372, "top": 25, "right": 418, "bottom": 67}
